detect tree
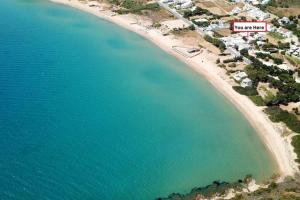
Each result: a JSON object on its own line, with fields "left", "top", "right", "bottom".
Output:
{"left": 183, "top": 10, "right": 192, "bottom": 18}
{"left": 188, "top": 25, "right": 195, "bottom": 31}
{"left": 228, "top": 63, "right": 236, "bottom": 68}
{"left": 240, "top": 48, "right": 249, "bottom": 56}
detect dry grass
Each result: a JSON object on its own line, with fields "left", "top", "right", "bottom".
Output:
{"left": 198, "top": 1, "right": 215, "bottom": 8}
{"left": 198, "top": 36, "right": 221, "bottom": 54}
{"left": 197, "top": 0, "right": 244, "bottom": 15}
{"left": 196, "top": 1, "right": 226, "bottom": 15}
{"left": 215, "top": 28, "right": 232, "bottom": 37}
{"left": 171, "top": 30, "right": 220, "bottom": 53}
{"left": 268, "top": 7, "right": 300, "bottom": 17}
{"left": 172, "top": 30, "right": 201, "bottom": 45}
{"left": 272, "top": 0, "right": 300, "bottom": 7}
{"left": 280, "top": 102, "right": 300, "bottom": 120}
{"left": 266, "top": 33, "right": 281, "bottom": 45}
{"left": 142, "top": 9, "right": 173, "bottom": 23}
{"left": 258, "top": 82, "right": 278, "bottom": 101}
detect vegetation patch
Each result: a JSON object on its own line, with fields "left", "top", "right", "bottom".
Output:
{"left": 233, "top": 86, "right": 258, "bottom": 96}
{"left": 204, "top": 35, "right": 226, "bottom": 52}
{"left": 158, "top": 175, "right": 252, "bottom": 200}
{"left": 113, "top": 0, "right": 160, "bottom": 14}
{"left": 249, "top": 95, "right": 266, "bottom": 106}
{"left": 240, "top": 51, "right": 300, "bottom": 106}
{"left": 256, "top": 52, "right": 284, "bottom": 65}
{"left": 265, "top": 106, "right": 300, "bottom": 133}
{"left": 285, "top": 54, "right": 300, "bottom": 68}
{"left": 292, "top": 135, "right": 300, "bottom": 164}
{"left": 268, "top": 32, "right": 285, "bottom": 40}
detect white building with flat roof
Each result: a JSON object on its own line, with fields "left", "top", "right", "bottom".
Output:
{"left": 233, "top": 71, "right": 248, "bottom": 82}
{"left": 241, "top": 78, "right": 253, "bottom": 88}
{"left": 230, "top": 7, "right": 242, "bottom": 15}
{"left": 278, "top": 27, "right": 293, "bottom": 38}
{"left": 180, "top": 1, "right": 193, "bottom": 9}
{"left": 221, "top": 35, "right": 251, "bottom": 51}
{"left": 261, "top": 0, "right": 271, "bottom": 5}
{"left": 279, "top": 17, "right": 291, "bottom": 26}
{"left": 277, "top": 64, "right": 291, "bottom": 71}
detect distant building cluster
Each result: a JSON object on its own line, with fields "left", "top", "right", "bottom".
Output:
{"left": 229, "top": 4, "right": 270, "bottom": 20}
{"left": 161, "top": 0, "right": 193, "bottom": 9}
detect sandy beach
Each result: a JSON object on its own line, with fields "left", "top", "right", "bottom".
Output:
{"left": 50, "top": 0, "right": 298, "bottom": 178}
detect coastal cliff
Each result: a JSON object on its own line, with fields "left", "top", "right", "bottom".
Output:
{"left": 159, "top": 175, "right": 300, "bottom": 200}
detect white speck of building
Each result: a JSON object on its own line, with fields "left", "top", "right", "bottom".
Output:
{"left": 233, "top": 71, "right": 248, "bottom": 82}
{"left": 241, "top": 78, "right": 253, "bottom": 88}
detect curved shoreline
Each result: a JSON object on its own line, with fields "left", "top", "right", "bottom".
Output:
{"left": 50, "top": 0, "right": 298, "bottom": 178}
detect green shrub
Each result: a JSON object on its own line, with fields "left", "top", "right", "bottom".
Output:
{"left": 233, "top": 86, "right": 258, "bottom": 96}
{"left": 265, "top": 107, "right": 300, "bottom": 133}
{"left": 188, "top": 25, "right": 195, "bottom": 31}
{"left": 228, "top": 63, "right": 236, "bottom": 68}
{"left": 204, "top": 35, "right": 226, "bottom": 52}
{"left": 269, "top": 32, "right": 284, "bottom": 40}
{"left": 249, "top": 96, "right": 266, "bottom": 106}
{"left": 120, "top": 0, "right": 159, "bottom": 13}
{"left": 292, "top": 135, "right": 300, "bottom": 163}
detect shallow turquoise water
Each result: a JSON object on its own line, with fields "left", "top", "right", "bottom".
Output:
{"left": 0, "top": 0, "right": 275, "bottom": 199}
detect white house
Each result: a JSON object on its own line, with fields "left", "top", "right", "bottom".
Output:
{"left": 243, "top": 4, "right": 253, "bottom": 11}
{"left": 221, "top": 35, "right": 246, "bottom": 48}
{"left": 278, "top": 27, "right": 293, "bottom": 38}
{"left": 261, "top": 0, "right": 271, "bottom": 5}
{"left": 267, "top": 24, "right": 274, "bottom": 32}
{"left": 230, "top": 7, "right": 242, "bottom": 15}
{"left": 278, "top": 17, "right": 291, "bottom": 26}
{"left": 226, "top": 47, "right": 241, "bottom": 58}
{"left": 241, "top": 78, "right": 253, "bottom": 88}
{"left": 277, "top": 64, "right": 291, "bottom": 71}
{"left": 294, "top": 73, "right": 300, "bottom": 83}
{"left": 253, "top": 33, "right": 266, "bottom": 41}
{"left": 180, "top": 1, "right": 193, "bottom": 9}
{"left": 257, "top": 41, "right": 266, "bottom": 46}
{"left": 190, "top": 6, "right": 197, "bottom": 11}
{"left": 233, "top": 71, "right": 248, "bottom": 81}
{"left": 204, "top": 30, "right": 214, "bottom": 37}
{"left": 238, "top": 43, "right": 251, "bottom": 51}
{"left": 245, "top": 0, "right": 260, "bottom": 5}
{"left": 174, "top": 0, "right": 189, "bottom": 4}
{"left": 195, "top": 18, "right": 208, "bottom": 23}
{"left": 161, "top": 0, "right": 174, "bottom": 3}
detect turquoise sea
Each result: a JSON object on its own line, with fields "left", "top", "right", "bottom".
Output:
{"left": 0, "top": 0, "right": 275, "bottom": 199}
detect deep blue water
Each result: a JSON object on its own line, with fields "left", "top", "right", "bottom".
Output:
{"left": 0, "top": 0, "right": 275, "bottom": 199}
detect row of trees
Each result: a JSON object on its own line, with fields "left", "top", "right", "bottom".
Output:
{"left": 113, "top": 0, "right": 160, "bottom": 14}
{"left": 183, "top": 7, "right": 210, "bottom": 19}
{"left": 204, "top": 35, "right": 226, "bottom": 52}
{"left": 183, "top": 6, "right": 228, "bottom": 20}
{"left": 255, "top": 52, "right": 283, "bottom": 65}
